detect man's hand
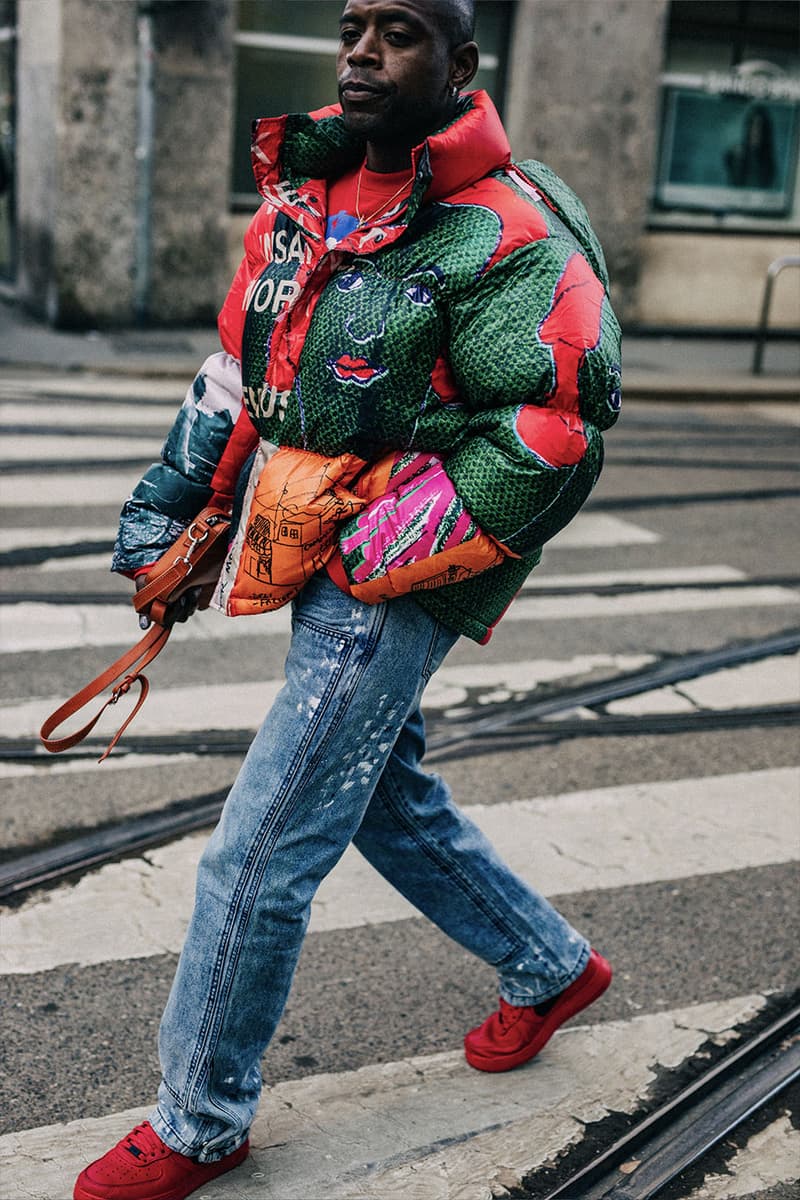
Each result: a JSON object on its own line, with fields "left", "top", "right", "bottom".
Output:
{"left": 135, "top": 575, "right": 202, "bottom": 630}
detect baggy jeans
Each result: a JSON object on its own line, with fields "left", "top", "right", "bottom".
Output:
{"left": 150, "top": 573, "right": 589, "bottom": 1162}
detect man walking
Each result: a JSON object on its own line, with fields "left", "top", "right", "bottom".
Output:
{"left": 74, "top": 1, "right": 620, "bottom": 1195}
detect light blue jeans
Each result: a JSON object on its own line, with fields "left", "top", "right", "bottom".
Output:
{"left": 150, "top": 572, "right": 589, "bottom": 1162}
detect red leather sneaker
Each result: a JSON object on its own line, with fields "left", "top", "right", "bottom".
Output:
{"left": 464, "top": 948, "right": 612, "bottom": 1072}
{"left": 73, "top": 1121, "right": 249, "bottom": 1200}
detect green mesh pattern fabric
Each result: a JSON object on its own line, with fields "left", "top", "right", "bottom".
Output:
{"left": 578, "top": 341, "right": 623, "bottom": 433}
{"left": 447, "top": 422, "right": 604, "bottom": 556}
{"left": 281, "top": 114, "right": 365, "bottom": 185}
{"left": 513, "top": 159, "right": 609, "bottom": 288}
{"left": 448, "top": 238, "right": 621, "bottom": 433}
{"left": 293, "top": 205, "right": 503, "bottom": 458}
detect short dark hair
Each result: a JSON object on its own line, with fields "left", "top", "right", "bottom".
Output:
{"left": 432, "top": 0, "right": 476, "bottom": 48}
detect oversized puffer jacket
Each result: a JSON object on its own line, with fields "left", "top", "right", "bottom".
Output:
{"left": 113, "top": 91, "right": 622, "bottom": 642}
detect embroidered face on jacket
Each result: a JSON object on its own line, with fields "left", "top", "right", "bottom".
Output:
{"left": 325, "top": 258, "right": 445, "bottom": 388}
{"left": 297, "top": 252, "right": 447, "bottom": 456}
{"left": 240, "top": 200, "right": 504, "bottom": 460}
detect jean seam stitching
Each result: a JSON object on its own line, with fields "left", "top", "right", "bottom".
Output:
{"left": 420, "top": 619, "right": 452, "bottom": 682}
{"left": 183, "top": 601, "right": 390, "bottom": 1113}
{"left": 152, "top": 1108, "right": 213, "bottom": 1156}
{"left": 181, "top": 629, "right": 359, "bottom": 1109}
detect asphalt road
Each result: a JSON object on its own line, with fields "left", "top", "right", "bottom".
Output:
{"left": 0, "top": 373, "right": 798, "bottom": 1199}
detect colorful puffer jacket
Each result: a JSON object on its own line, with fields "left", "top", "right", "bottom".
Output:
{"left": 113, "top": 90, "right": 621, "bottom": 643}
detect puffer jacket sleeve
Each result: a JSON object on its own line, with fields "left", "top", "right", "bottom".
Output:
{"left": 442, "top": 234, "right": 622, "bottom": 555}
{"left": 111, "top": 351, "right": 244, "bottom": 574}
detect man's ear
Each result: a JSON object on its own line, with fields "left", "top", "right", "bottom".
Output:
{"left": 450, "top": 42, "right": 479, "bottom": 91}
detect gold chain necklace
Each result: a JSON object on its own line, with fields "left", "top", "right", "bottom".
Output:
{"left": 354, "top": 166, "right": 414, "bottom": 229}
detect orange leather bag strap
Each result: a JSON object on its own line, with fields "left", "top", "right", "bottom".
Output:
{"left": 39, "top": 506, "right": 231, "bottom": 762}
{"left": 133, "top": 509, "right": 232, "bottom": 615}
{"left": 39, "top": 622, "right": 171, "bottom": 762}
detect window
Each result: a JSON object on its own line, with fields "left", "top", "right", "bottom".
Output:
{"left": 231, "top": 0, "right": 514, "bottom": 207}
{"left": 653, "top": 1, "right": 800, "bottom": 228}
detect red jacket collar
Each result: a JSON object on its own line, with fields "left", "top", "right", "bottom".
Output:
{"left": 251, "top": 90, "right": 511, "bottom": 206}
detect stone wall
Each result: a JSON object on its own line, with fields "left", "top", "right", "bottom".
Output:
{"left": 148, "top": 0, "right": 234, "bottom": 324}
{"left": 637, "top": 232, "right": 800, "bottom": 331}
{"left": 16, "top": 0, "right": 65, "bottom": 321}
{"left": 57, "top": 0, "right": 139, "bottom": 326}
{"left": 504, "top": 0, "right": 670, "bottom": 323}
{"left": 16, "top": 0, "right": 234, "bottom": 327}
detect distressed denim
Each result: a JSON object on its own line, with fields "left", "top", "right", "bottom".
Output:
{"left": 150, "top": 572, "right": 589, "bottom": 1162}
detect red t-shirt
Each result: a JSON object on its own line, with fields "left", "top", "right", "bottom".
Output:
{"left": 325, "top": 163, "right": 414, "bottom": 247}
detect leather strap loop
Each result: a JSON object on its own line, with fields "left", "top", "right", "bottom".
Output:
{"left": 39, "top": 623, "right": 170, "bottom": 761}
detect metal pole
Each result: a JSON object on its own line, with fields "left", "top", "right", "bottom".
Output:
{"left": 133, "top": 3, "right": 155, "bottom": 325}
{"left": 752, "top": 256, "right": 800, "bottom": 375}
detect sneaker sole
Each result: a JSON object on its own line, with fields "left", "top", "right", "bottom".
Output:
{"left": 464, "top": 951, "right": 612, "bottom": 1073}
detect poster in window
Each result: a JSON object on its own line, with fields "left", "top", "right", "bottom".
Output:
{"left": 656, "top": 87, "right": 799, "bottom": 216}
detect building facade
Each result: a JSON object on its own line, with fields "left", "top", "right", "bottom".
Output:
{"left": 3, "top": 0, "right": 799, "bottom": 332}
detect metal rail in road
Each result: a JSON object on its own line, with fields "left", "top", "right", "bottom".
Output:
{"left": 1, "top": 628, "right": 797, "bottom": 901}
{"left": 536, "top": 1000, "right": 800, "bottom": 1200}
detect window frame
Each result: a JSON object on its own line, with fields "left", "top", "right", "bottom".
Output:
{"left": 650, "top": 1, "right": 800, "bottom": 234}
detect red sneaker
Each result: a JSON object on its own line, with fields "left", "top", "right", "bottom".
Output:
{"left": 464, "top": 948, "right": 612, "bottom": 1072}
{"left": 73, "top": 1121, "right": 249, "bottom": 1200}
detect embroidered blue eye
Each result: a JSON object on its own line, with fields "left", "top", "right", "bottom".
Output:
{"left": 404, "top": 282, "right": 433, "bottom": 306}
{"left": 608, "top": 363, "right": 622, "bottom": 411}
{"left": 337, "top": 271, "right": 364, "bottom": 292}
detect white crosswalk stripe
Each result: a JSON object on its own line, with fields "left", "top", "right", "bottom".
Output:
{"left": 1, "top": 435, "right": 158, "bottom": 462}
{"left": 0, "top": 527, "right": 115, "bottom": 552}
{"left": 0, "top": 375, "right": 185, "bottom": 401}
{"left": 2, "top": 651, "right": 796, "bottom": 742}
{"left": 0, "top": 600, "right": 290, "bottom": 653}
{"left": 503, "top": 584, "right": 799, "bottom": 623}
{"left": 606, "top": 653, "right": 800, "bottom": 714}
{"left": 1, "top": 400, "right": 180, "bottom": 428}
{"left": 3, "top": 583, "right": 797, "bottom": 653}
{"left": 0, "top": 467, "right": 144, "bottom": 507}
{"left": 522, "top": 564, "right": 747, "bottom": 589}
{"left": 1, "top": 767, "right": 795, "bottom": 975}
{"left": 0, "top": 752, "right": 201, "bottom": 779}
{"left": 0, "top": 653, "right": 655, "bottom": 739}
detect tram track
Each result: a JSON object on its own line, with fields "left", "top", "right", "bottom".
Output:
{"left": 425, "top": 627, "right": 800, "bottom": 756}
{"left": 2, "top": 702, "right": 796, "bottom": 764}
{"left": 1, "top": 628, "right": 797, "bottom": 901}
{"left": 591, "top": 487, "right": 800, "bottom": 511}
{"left": 527, "top": 998, "right": 800, "bottom": 1200}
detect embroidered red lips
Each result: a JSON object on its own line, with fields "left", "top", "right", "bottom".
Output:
{"left": 328, "top": 353, "right": 387, "bottom": 386}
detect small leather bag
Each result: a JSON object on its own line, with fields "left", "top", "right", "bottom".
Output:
{"left": 39, "top": 507, "right": 231, "bottom": 761}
